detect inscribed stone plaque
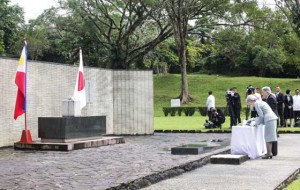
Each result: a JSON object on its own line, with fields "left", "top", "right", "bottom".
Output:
{"left": 171, "top": 99, "right": 180, "bottom": 107}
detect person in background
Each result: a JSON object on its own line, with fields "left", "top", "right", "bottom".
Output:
{"left": 250, "top": 87, "right": 262, "bottom": 118}
{"left": 275, "top": 86, "right": 284, "bottom": 127}
{"left": 246, "top": 85, "right": 255, "bottom": 119}
{"left": 292, "top": 89, "right": 300, "bottom": 127}
{"left": 246, "top": 95, "right": 278, "bottom": 159}
{"left": 210, "top": 107, "right": 225, "bottom": 129}
{"left": 262, "top": 87, "right": 278, "bottom": 116}
{"left": 206, "top": 91, "right": 215, "bottom": 121}
{"left": 232, "top": 87, "right": 242, "bottom": 124}
{"left": 283, "top": 89, "right": 293, "bottom": 127}
{"left": 255, "top": 88, "right": 262, "bottom": 101}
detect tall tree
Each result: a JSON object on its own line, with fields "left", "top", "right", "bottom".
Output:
{"left": 165, "top": 0, "right": 229, "bottom": 103}
{"left": 59, "top": 0, "right": 173, "bottom": 69}
{"left": 0, "top": 0, "right": 24, "bottom": 56}
{"left": 275, "top": 0, "right": 300, "bottom": 37}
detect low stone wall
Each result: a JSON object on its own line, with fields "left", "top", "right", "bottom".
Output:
{"left": 0, "top": 58, "right": 153, "bottom": 147}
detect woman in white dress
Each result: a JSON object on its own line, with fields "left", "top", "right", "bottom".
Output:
{"left": 246, "top": 94, "right": 278, "bottom": 159}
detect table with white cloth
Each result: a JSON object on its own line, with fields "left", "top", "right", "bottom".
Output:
{"left": 231, "top": 125, "right": 267, "bottom": 159}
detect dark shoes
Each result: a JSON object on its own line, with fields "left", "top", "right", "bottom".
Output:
{"left": 262, "top": 154, "right": 273, "bottom": 159}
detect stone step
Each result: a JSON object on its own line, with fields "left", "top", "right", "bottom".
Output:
{"left": 210, "top": 154, "right": 248, "bottom": 165}
{"left": 14, "top": 136, "right": 125, "bottom": 151}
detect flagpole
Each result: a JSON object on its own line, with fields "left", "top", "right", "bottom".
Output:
{"left": 24, "top": 39, "right": 27, "bottom": 131}
{"left": 24, "top": 113, "right": 27, "bottom": 130}
{"left": 18, "top": 39, "right": 32, "bottom": 143}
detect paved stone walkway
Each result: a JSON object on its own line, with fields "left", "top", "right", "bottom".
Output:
{"left": 0, "top": 133, "right": 230, "bottom": 190}
{"left": 143, "top": 134, "right": 300, "bottom": 190}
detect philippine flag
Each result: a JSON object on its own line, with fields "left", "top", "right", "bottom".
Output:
{"left": 14, "top": 41, "right": 27, "bottom": 120}
{"left": 73, "top": 48, "right": 86, "bottom": 109}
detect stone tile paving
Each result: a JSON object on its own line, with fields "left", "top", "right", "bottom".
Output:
{"left": 0, "top": 133, "right": 230, "bottom": 190}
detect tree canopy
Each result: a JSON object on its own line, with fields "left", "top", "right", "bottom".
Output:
{"left": 2, "top": 0, "right": 300, "bottom": 78}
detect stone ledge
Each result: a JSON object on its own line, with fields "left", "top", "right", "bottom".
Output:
{"left": 210, "top": 154, "right": 249, "bottom": 165}
{"left": 14, "top": 136, "right": 125, "bottom": 151}
{"left": 107, "top": 147, "right": 230, "bottom": 190}
{"left": 274, "top": 168, "right": 300, "bottom": 190}
{"left": 154, "top": 130, "right": 300, "bottom": 134}
{"left": 154, "top": 130, "right": 231, "bottom": 133}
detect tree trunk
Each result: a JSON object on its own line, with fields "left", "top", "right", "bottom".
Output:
{"left": 179, "top": 40, "right": 190, "bottom": 103}
{"left": 166, "top": 0, "right": 192, "bottom": 104}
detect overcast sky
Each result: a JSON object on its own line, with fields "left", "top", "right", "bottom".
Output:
{"left": 10, "top": 0, "right": 276, "bottom": 23}
{"left": 10, "top": 0, "right": 58, "bottom": 22}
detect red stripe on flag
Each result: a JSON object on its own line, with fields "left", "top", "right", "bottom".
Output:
{"left": 14, "top": 89, "right": 25, "bottom": 119}
{"left": 78, "top": 71, "right": 85, "bottom": 91}
{"left": 14, "top": 72, "right": 26, "bottom": 120}
{"left": 15, "top": 72, "right": 26, "bottom": 95}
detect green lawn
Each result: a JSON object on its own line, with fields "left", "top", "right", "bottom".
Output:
{"left": 284, "top": 174, "right": 300, "bottom": 190}
{"left": 154, "top": 115, "right": 300, "bottom": 131}
{"left": 154, "top": 74, "right": 300, "bottom": 117}
{"left": 154, "top": 116, "right": 231, "bottom": 130}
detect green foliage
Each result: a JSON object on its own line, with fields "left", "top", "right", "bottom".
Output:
{"left": 162, "top": 107, "right": 197, "bottom": 117}
{"left": 0, "top": 0, "right": 24, "bottom": 56}
{"left": 162, "top": 107, "right": 170, "bottom": 117}
{"left": 170, "top": 107, "right": 177, "bottom": 116}
{"left": 200, "top": 6, "right": 300, "bottom": 77}
{"left": 177, "top": 107, "right": 183, "bottom": 116}
{"left": 58, "top": 0, "right": 172, "bottom": 69}
{"left": 198, "top": 107, "right": 207, "bottom": 116}
{"left": 252, "top": 46, "right": 283, "bottom": 76}
{"left": 183, "top": 107, "right": 196, "bottom": 116}
{"left": 162, "top": 106, "right": 246, "bottom": 117}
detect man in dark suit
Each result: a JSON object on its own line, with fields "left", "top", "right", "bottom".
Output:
{"left": 232, "top": 87, "right": 242, "bottom": 124}
{"left": 262, "top": 86, "right": 279, "bottom": 155}
{"left": 262, "top": 87, "right": 278, "bottom": 116}
{"left": 275, "top": 86, "right": 284, "bottom": 127}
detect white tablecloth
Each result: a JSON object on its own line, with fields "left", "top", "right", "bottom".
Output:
{"left": 231, "top": 125, "right": 267, "bottom": 159}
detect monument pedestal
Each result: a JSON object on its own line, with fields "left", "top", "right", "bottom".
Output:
{"left": 38, "top": 116, "right": 106, "bottom": 142}
{"left": 14, "top": 116, "right": 125, "bottom": 151}
{"left": 14, "top": 100, "right": 126, "bottom": 151}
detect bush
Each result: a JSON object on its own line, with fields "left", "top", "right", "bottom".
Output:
{"left": 170, "top": 107, "right": 177, "bottom": 116}
{"left": 198, "top": 107, "right": 207, "bottom": 116}
{"left": 163, "top": 107, "right": 170, "bottom": 117}
{"left": 162, "top": 106, "right": 248, "bottom": 117}
{"left": 184, "top": 107, "right": 196, "bottom": 116}
{"left": 177, "top": 107, "right": 183, "bottom": 116}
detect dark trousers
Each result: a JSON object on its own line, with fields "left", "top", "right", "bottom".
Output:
{"left": 208, "top": 110, "right": 212, "bottom": 121}
{"left": 294, "top": 111, "right": 300, "bottom": 126}
{"left": 277, "top": 105, "right": 284, "bottom": 126}
{"left": 234, "top": 108, "right": 241, "bottom": 124}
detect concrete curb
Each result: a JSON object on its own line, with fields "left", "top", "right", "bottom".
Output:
{"left": 107, "top": 146, "right": 230, "bottom": 190}
{"left": 154, "top": 130, "right": 231, "bottom": 133}
{"left": 274, "top": 168, "right": 300, "bottom": 190}
{"left": 154, "top": 130, "right": 300, "bottom": 134}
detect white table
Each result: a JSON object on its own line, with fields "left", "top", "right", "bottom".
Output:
{"left": 231, "top": 125, "right": 267, "bottom": 159}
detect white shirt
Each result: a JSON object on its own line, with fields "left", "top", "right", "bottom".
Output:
{"left": 206, "top": 95, "right": 215, "bottom": 111}
{"left": 293, "top": 95, "right": 300, "bottom": 111}
{"left": 287, "top": 95, "right": 291, "bottom": 102}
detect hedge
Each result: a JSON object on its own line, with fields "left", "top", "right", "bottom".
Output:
{"left": 162, "top": 107, "right": 248, "bottom": 117}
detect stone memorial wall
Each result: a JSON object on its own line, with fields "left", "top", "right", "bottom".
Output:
{"left": 0, "top": 58, "right": 153, "bottom": 147}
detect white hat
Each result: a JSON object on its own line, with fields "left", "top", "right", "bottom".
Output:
{"left": 246, "top": 94, "right": 258, "bottom": 103}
